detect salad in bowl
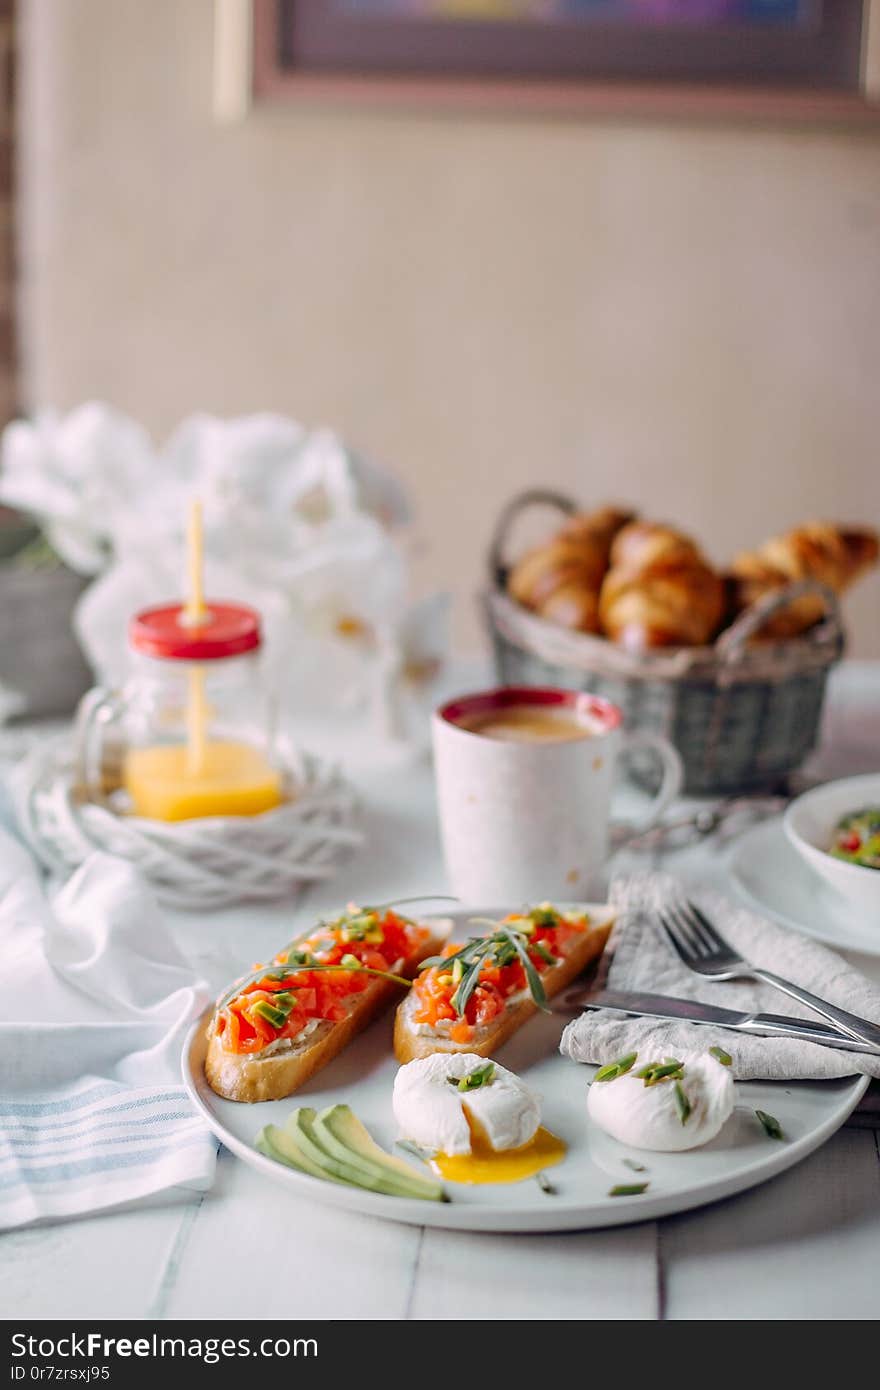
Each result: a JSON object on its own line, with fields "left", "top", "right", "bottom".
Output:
{"left": 785, "top": 774, "right": 880, "bottom": 918}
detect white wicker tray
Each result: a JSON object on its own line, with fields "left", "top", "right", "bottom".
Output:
{"left": 9, "top": 738, "right": 361, "bottom": 909}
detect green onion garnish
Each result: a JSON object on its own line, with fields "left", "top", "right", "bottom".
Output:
{"left": 673, "top": 1081, "right": 692, "bottom": 1126}
{"left": 594, "top": 1052, "right": 638, "bottom": 1083}
{"left": 639, "top": 1060, "right": 684, "bottom": 1087}
{"left": 755, "top": 1109, "right": 785, "bottom": 1141}
{"left": 453, "top": 1062, "right": 495, "bottom": 1093}
{"left": 250, "top": 999, "right": 290, "bottom": 1030}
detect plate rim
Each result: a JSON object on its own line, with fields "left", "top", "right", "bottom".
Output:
{"left": 729, "top": 816, "right": 880, "bottom": 956}
{"left": 181, "top": 894, "right": 869, "bottom": 1232}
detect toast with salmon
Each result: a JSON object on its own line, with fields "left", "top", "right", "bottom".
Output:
{"left": 206, "top": 905, "right": 451, "bottom": 1103}
{"left": 393, "top": 904, "right": 612, "bottom": 1064}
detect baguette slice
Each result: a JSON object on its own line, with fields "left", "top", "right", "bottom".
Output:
{"left": 393, "top": 910, "right": 613, "bottom": 1064}
{"left": 206, "top": 917, "right": 452, "bottom": 1103}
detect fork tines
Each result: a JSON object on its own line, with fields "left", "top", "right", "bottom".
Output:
{"left": 657, "top": 898, "right": 739, "bottom": 971}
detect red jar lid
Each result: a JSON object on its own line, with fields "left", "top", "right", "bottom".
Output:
{"left": 129, "top": 603, "right": 262, "bottom": 660}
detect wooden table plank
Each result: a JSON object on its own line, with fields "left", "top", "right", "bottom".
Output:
{"left": 408, "top": 1222, "right": 660, "bottom": 1320}
{"left": 660, "top": 1129, "right": 880, "bottom": 1320}
{"left": 0, "top": 1200, "right": 194, "bottom": 1320}
{"left": 162, "top": 1148, "right": 421, "bottom": 1320}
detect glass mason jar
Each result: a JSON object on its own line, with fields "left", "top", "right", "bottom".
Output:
{"left": 76, "top": 602, "right": 284, "bottom": 821}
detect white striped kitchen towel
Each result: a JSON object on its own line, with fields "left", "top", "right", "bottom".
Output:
{"left": 0, "top": 1077, "right": 216, "bottom": 1229}
{"left": 0, "top": 826, "right": 218, "bottom": 1229}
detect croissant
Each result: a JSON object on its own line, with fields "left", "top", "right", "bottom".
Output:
{"left": 507, "top": 505, "right": 634, "bottom": 633}
{"left": 729, "top": 523, "right": 879, "bottom": 639}
{"left": 599, "top": 521, "right": 725, "bottom": 649}
{"left": 557, "top": 505, "right": 637, "bottom": 552}
{"left": 606, "top": 520, "right": 704, "bottom": 574}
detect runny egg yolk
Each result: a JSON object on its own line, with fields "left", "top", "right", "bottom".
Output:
{"left": 430, "top": 1110, "right": 566, "bottom": 1186}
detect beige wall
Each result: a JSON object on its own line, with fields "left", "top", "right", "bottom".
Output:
{"left": 19, "top": 0, "right": 880, "bottom": 654}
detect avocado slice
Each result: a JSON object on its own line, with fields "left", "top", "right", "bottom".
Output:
{"left": 287, "top": 1106, "right": 400, "bottom": 1191}
{"left": 314, "top": 1104, "right": 444, "bottom": 1201}
{"left": 256, "top": 1124, "right": 351, "bottom": 1185}
{"left": 289, "top": 1106, "right": 445, "bottom": 1201}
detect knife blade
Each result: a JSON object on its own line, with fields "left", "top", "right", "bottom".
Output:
{"left": 561, "top": 987, "right": 880, "bottom": 1057}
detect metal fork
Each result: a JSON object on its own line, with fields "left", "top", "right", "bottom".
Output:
{"left": 658, "top": 898, "right": 880, "bottom": 1051}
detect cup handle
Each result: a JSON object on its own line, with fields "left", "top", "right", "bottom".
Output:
{"left": 610, "top": 729, "right": 683, "bottom": 846}
{"left": 74, "top": 685, "right": 123, "bottom": 802}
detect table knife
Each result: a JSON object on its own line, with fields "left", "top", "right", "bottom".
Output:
{"left": 561, "top": 987, "right": 880, "bottom": 1057}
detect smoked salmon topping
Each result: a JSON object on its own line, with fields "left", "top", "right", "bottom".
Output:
{"left": 217, "top": 907, "right": 430, "bottom": 1054}
{"left": 411, "top": 905, "right": 590, "bottom": 1043}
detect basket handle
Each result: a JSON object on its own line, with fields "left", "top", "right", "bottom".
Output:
{"left": 715, "top": 578, "right": 844, "bottom": 663}
{"left": 488, "top": 488, "right": 578, "bottom": 585}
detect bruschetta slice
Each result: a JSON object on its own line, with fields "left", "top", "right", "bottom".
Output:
{"left": 206, "top": 905, "right": 451, "bottom": 1103}
{"left": 394, "top": 903, "right": 612, "bottom": 1064}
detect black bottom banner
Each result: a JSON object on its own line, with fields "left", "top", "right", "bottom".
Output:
{"left": 4, "top": 1325, "right": 324, "bottom": 1387}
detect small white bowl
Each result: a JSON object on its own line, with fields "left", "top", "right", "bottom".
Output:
{"left": 784, "top": 774, "right": 880, "bottom": 921}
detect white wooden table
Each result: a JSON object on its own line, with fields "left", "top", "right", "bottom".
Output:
{"left": 2, "top": 663, "right": 879, "bottom": 1322}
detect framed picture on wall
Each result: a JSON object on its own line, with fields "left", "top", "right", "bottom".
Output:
{"left": 214, "top": 0, "right": 880, "bottom": 120}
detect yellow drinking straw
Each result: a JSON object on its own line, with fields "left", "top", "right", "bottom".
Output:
{"left": 185, "top": 499, "right": 207, "bottom": 626}
{"left": 183, "top": 500, "right": 208, "bottom": 775}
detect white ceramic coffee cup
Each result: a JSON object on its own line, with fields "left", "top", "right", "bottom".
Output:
{"left": 433, "top": 685, "right": 682, "bottom": 904}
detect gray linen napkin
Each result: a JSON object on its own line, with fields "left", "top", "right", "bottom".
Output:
{"left": 560, "top": 872, "right": 880, "bottom": 1080}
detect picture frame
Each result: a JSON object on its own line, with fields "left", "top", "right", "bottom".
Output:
{"left": 213, "top": 0, "right": 880, "bottom": 121}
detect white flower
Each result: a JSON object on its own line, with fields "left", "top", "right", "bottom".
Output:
{"left": 3, "top": 402, "right": 445, "bottom": 740}
{"left": 0, "top": 403, "right": 156, "bottom": 574}
{"left": 280, "top": 512, "right": 409, "bottom": 635}
{"left": 282, "top": 427, "right": 410, "bottom": 529}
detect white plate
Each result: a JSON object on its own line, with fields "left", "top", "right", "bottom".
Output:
{"left": 730, "top": 817, "right": 880, "bottom": 957}
{"left": 182, "top": 904, "right": 867, "bottom": 1232}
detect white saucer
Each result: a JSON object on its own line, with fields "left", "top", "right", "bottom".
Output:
{"left": 729, "top": 817, "right": 880, "bottom": 957}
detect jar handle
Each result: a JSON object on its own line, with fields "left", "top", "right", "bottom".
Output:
{"left": 74, "top": 686, "right": 124, "bottom": 803}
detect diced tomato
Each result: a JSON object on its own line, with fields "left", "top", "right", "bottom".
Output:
{"left": 313, "top": 982, "right": 339, "bottom": 1018}
{"left": 362, "top": 949, "right": 390, "bottom": 972}
{"left": 279, "top": 1009, "right": 307, "bottom": 1040}
{"left": 501, "top": 961, "right": 526, "bottom": 993}
{"left": 466, "top": 982, "right": 505, "bottom": 1027}
{"left": 220, "top": 906, "right": 430, "bottom": 1054}
{"left": 449, "top": 1019, "right": 473, "bottom": 1043}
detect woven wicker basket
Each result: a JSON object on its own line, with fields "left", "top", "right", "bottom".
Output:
{"left": 0, "top": 562, "right": 92, "bottom": 719}
{"left": 485, "top": 490, "right": 845, "bottom": 796}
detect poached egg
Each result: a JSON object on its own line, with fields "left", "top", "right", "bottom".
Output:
{"left": 392, "top": 1053, "right": 565, "bottom": 1185}
{"left": 587, "top": 1049, "right": 734, "bottom": 1152}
